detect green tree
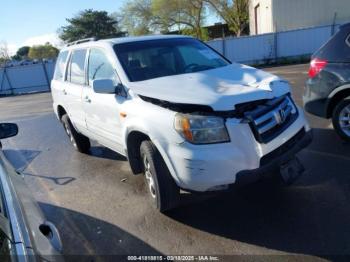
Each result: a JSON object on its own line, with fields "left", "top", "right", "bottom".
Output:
{"left": 12, "top": 46, "right": 30, "bottom": 60}
{"left": 17, "top": 46, "right": 30, "bottom": 58}
{"left": 152, "top": 0, "right": 207, "bottom": 39}
{"left": 118, "top": 0, "right": 208, "bottom": 39}
{"left": 205, "top": 0, "right": 249, "bottom": 36}
{"left": 117, "top": 0, "right": 156, "bottom": 36}
{"left": 59, "top": 9, "right": 123, "bottom": 42}
{"left": 28, "top": 43, "right": 59, "bottom": 60}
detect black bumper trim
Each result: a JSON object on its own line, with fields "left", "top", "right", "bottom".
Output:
{"left": 235, "top": 129, "right": 313, "bottom": 186}
{"left": 303, "top": 98, "right": 329, "bottom": 118}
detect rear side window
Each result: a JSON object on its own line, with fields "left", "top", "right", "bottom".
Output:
{"left": 88, "top": 48, "right": 118, "bottom": 86}
{"left": 346, "top": 35, "right": 350, "bottom": 48}
{"left": 67, "top": 49, "right": 87, "bottom": 85}
{"left": 53, "top": 51, "right": 68, "bottom": 80}
{"left": 314, "top": 27, "right": 350, "bottom": 62}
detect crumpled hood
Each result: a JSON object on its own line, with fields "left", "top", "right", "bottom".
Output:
{"left": 128, "top": 63, "right": 290, "bottom": 111}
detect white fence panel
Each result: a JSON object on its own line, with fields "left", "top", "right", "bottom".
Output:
{"left": 277, "top": 25, "right": 335, "bottom": 57}
{"left": 207, "top": 39, "right": 224, "bottom": 54}
{"left": 45, "top": 62, "right": 56, "bottom": 79}
{"left": 224, "top": 33, "right": 275, "bottom": 64}
{"left": 207, "top": 24, "right": 341, "bottom": 64}
{"left": 0, "top": 61, "right": 55, "bottom": 95}
{"left": 6, "top": 64, "right": 47, "bottom": 92}
{"left": 0, "top": 68, "right": 11, "bottom": 93}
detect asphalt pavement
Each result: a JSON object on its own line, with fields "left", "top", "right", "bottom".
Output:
{"left": 0, "top": 63, "right": 349, "bottom": 261}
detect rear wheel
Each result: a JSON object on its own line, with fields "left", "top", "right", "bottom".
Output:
{"left": 332, "top": 96, "right": 350, "bottom": 142}
{"left": 61, "top": 114, "right": 91, "bottom": 153}
{"left": 140, "top": 140, "right": 180, "bottom": 212}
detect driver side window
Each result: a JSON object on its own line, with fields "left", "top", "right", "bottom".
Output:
{"left": 88, "top": 48, "right": 118, "bottom": 86}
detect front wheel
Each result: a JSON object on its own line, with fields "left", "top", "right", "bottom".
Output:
{"left": 61, "top": 114, "right": 91, "bottom": 153}
{"left": 140, "top": 141, "right": 180, "bottom": 213}
{"left": 332, "top": 96, "right": 350, "bottom": 142}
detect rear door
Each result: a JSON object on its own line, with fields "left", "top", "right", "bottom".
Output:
{"left": 82, "top": 47, "right": 125, "bottom": 153}
{"left": 64, "top": 49, "right": 88, "bottom": 132}
{"left": 51, "top": 51, "right": 69, "bottom": 110}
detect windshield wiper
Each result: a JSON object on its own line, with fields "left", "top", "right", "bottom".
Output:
{"left": 191, "top": 65, "right": 215, "bottom": 72}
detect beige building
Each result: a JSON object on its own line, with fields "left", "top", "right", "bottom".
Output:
{"left": 249, "top": 0, "right": 350, "bottom": 35}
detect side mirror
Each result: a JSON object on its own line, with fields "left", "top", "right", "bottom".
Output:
{"left": 115, "top": 83, "right": 126, "bottom": 97}
{"left": 0, "top": 123, "right": 18, "bottom": 139}
{"left": 92, "top": 79, "right": 116, "bottom": 94}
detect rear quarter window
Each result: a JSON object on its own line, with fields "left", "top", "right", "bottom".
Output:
{"left": 314, "top": 28, "right": 350, "bottom": 63}
{"left": 53, "top": 51, "right": 68, "bottom": 81}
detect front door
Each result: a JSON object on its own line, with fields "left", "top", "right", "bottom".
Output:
{"left": 82, "top": 48, "right": 125, "bottom": 153}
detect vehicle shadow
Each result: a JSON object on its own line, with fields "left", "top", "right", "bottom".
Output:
{"left": 3, "top": 149, "right": 40, "bottom": 172}
{"left": 89, "top": 146, "right": 127, "bottom": 161}
{"left": 3, "top": 149, "right": 76, "bottom": 186}
{"left": 167, "top": 128, "right": 350, "bottom": 258}
{"left": 38, "top": 202, "right": 162, "bottom": 259}
{"left": 22, "top": 172, "right": 76, "bottom": 185}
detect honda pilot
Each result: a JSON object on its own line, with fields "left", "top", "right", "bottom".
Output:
{"left": 51, "top": 35, "right": 312, "bottom": 212}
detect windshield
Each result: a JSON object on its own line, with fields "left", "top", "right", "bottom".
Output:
{"left": 114, "top": 38, "right": 230, "bottom": 82}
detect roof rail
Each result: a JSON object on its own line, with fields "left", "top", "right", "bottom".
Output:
{"left": 66, "top": 37, "right": 98, "bottom": 47}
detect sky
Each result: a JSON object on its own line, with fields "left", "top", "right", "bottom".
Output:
{"left": 0, "top": 0, "right": 220, "bottom": 55}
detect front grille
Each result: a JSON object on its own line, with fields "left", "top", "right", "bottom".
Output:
{"left": 243, "top": 95, "right": 298, "bottom": 143}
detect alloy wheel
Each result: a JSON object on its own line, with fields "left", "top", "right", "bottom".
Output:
{"left": 339, "top": 104, "right": 350, "bottom": 137}
{"left": 143, "top": 156, "right": 156, "bottom": 199}
{"left": 64, "top": 123, "right": 77, "bottom": 148}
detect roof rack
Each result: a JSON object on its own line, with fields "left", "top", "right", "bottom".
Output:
{"left": 66, "top": 37, "right": 98, "bottom": 47}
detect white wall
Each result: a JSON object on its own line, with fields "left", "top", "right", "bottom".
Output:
{"left": 250, "top": 0, "right": 350, "bottom": 34}
{"left": 249, "top": 0, "right": 273, "bottom": 35}
{"left": 272, "top": 0, "right": 350, "bottom": 32}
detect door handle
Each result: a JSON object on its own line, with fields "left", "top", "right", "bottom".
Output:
{"left": 84, "top": 96, "right": 91, "bottom": 103}
{"left": 63, "top": 89, "right": 67, "bottom": 95}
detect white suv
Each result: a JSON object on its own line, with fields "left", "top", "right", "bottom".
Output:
{"left": 51, "top": 35, "right": 312, "bottom": 212}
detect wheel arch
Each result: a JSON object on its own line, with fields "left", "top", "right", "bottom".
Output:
{"left": 57, "top": 105, "right": 67, "bottom": 120}
{"left": 126, "top": 130, "right": 151, "bottom": 175}
{"left": 327, "top": 85, "right": 350, "bottom": 118}
{"left": 125, "top": 129, "right": 180, "bottom": 186}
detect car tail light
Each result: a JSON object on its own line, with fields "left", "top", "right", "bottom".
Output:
{"left": 308, "top": 58, "right": 327, "bottom": 78}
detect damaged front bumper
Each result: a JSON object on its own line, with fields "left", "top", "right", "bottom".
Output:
{"left": 163, "top": 108, "right": 311, "bottom": 192}
{"left": 235, "top": 129, "right": 312, "bottom": 186}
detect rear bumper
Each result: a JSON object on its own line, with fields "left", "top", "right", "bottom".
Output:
{"left": 303, "top": 79, "right": 330, "bottom": 118}
{"left": 235, "top": 129, "right": 312, "bottom": 186}
{"left": 303, "top": 96, "right": 329, "bottom": 118}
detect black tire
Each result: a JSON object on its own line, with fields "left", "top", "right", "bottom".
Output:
{"left": 140, "top": 140, "right": 180, "bottom": 212}
{"left": 61, "top": 114, "right": 91, "bottom": 153}
{"left": 332, "top": 96, "right": 350, "bottom": 142}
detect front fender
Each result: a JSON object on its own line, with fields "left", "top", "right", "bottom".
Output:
{"left": 121, "top": 104, "right": 184, "bottom": 185}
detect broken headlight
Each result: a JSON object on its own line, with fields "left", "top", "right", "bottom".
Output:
{"left": 174, "top": 114, "right": 230, "bottom": 144}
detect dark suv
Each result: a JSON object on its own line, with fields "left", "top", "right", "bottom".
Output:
{"left": 303, "top": 22, "right": 350, "bottom": 141}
